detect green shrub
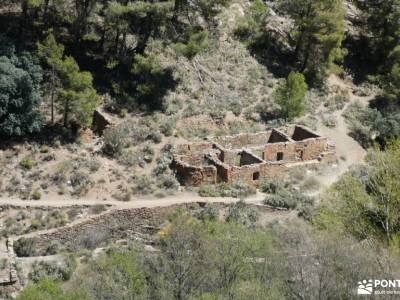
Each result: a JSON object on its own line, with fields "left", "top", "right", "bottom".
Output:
{"left": 45, "top": 241, "right": 61, "bottom": 255}
{"left": 118, "top": 149, "right": 139, "bottom": 167}
{"left": 157, "top": 174, "right": 180, "bottom": 190}
{"left": 20, "top": 156, "right": 36, "bottom": 170}
{"left": 199, "top": 181, "right": 256, "bottom": 198}
{"left": 198, "top": 185, "right": 218, "bottom": 197}
{"left": 259, "top": 177, "right": 284, "bottom": 194}
{"left": 226, "top": 200, "right": 259, "bottom": 227}
{"left": 31, "top": 189, "right": 42, "bottom": 200}
{"left": 132, "top": 175, "right": 154, "bottom": 195}
{"left": 149, "top": 131, "right": 162, "bottom": 143}
{"left": 102, "top": 125, "right": 129, "bottom": 156}
{"left": 70, "top": 171, "right": 92, "bottom": 196}
{"left": 264, "top": 191, "right": 297, "bottom": 209}
{"left": 197, "top": 204, "right": 220, "bottom": 221}
{"left": 14, "top": 237, "right": 37, "bottom": 257}
{"left": 263, "top": 190, "right": 314, "bottom": 210}
{"left": 29, "top": 256, "right": 77, "bottom": 283}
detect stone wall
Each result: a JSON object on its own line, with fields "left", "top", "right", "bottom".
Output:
{"left": 263, "top": 142, "right": 297, "bottom": 162}
{"left": 173, "top": 159, "right": 217, "bottom": 186}
{"left": 211, "top": 132, "right": 272, "bottom": 149}
{"left": 28, "top": 204, "right": 207, "bottom": 255}
{"left": 294, "top": 137, "right": 328, "bottom": 160}
{"left": 92, "top": 109, "right": 113, "bottom": 135}
{"left": 172, "top": 125, "right": 335, "bottom": 187}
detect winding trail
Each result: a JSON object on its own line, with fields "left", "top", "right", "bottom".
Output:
{"left": 314, "top": 76, "right": 373, "bottom": 187}
{"left": 0, "top": 191, "right": 265, "bottom": 209}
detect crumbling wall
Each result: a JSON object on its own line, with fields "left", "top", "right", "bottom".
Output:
{"left": 295, "top": 138, "right": 328, "bottom": 160}
{"left": 263, "top": 143, "right": 296, "bottom": 161}
{"left": 172, "top": 125, "right": 334, "bottom": 186}
{"left": 268, "top": 129, "right": 290, "bottom": 143}
{"left": 219, "top": 149, "right": 238, "bottom": 165}
{"left": 289, "top": 125, "right": 320, "bottom": 141}
{"left": 212, "top": 132, "right": 272, "bottom": 149}
{"left": 24, "top": 204, "right": 211, "bottom": 255}
{"left": 175, "top": 142, "right": 213, "bottom": 156}
{"left": 240, "top": 151, "right": 263, "bottom": 166}
{"left": 92, "top": 109, "right": 113, "bottom": 135}
{"left": 174, "top": 159, "right": 217, "bottom": 186}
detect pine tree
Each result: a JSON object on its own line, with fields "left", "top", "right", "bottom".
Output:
{"left": 37, "top": 33, "right": 64, "bottom": 124}
{"left": 57, "top": 56, "right": 100, "bottom": 127}
{"left": 275, "top": 71, "right": 308, "bottom": 121}
{"left": 281, "top": 0, "right": 346, "bottom": 84}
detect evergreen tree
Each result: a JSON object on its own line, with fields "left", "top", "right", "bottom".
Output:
{"left": 57, "top": 56, "right": 100, "bottom": 127}
{"left": 281, "top": 0, "right": 346, "bottom": 84}
{"left": 275, "top": 71, "right": 308, "bottom": 121}
{"left": 0, "top": 52, "right": 43, "bottom": 136}
{"left": 37, "top": 32, "right": 64, "bottom": 124}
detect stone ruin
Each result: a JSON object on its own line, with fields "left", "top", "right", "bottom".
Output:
{"left": 172, "top": 125, "right": 336, "bottom": 186}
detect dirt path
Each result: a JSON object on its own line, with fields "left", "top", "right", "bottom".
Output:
{"left": 315, "top": 75, "right": 373, "bottom": 187}
{"left": 0, "top": 191, "right": 265, "bottom": 209}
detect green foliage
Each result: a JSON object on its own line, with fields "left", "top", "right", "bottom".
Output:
{"left": 386, "top": 45, "right": 400, "bottom": 101}
{"left": 235, "top": 0, "right": 269, "bottom": 42}
{"left": 16, "top": 279, "right": 93, "bottom": 300}
{"left": 57, "top": 56, "right": 100, "bottom": 127}
{"left": 29, "top": 256, "right": 77, "bottom": 283}
{"left": 31, "top": 189, "right": 42, "bottom": 200}
{"left": 198, "top": 180, "right": 256, "bottom": 198}
{"left": 173, "top": 29, "right": 209, "bottom": 60}
{"left": 316, "top": 141, "right": 400, "bottom": 245}
{"left": 282, "top": 0, "right": 346, "bottom": 84}
{"left": 20, "top": 155, "right": 36, "bottom": 170}
{"left": 38, "top": 33, "right": 100, "bottom": 127}
{"left": 226, "top": 199, "right": 260, "bottom": 226}
{"left": 0, "top": 49, "right": 43, "bottom": 136}
{"left": 274, "top": 71, "right": 308, "bottom": 121}
{"left": 14, "top": 237, "right": 37, "bottom": 257}
{"left": 70, "top": 249, "right": 147, "bottom": 299}
{"left": 131, "top": 54, "right": 175, "bottom": 111}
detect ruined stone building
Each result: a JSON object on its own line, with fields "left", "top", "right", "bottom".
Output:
{"left": 172, "top": 125, "right": 336, "bottom": 186}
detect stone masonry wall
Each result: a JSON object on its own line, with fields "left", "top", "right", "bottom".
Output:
{"left": 294, "top": 138, "right": 328, "bottom": 160}
{"left": 29, "top": 204, "right": 206, "bottom": 255}
{"left": 263, "top": 143, "right": 297, "bottom": 161}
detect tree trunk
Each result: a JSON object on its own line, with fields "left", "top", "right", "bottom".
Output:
{"left": 50, "top": 67, "right": 55, "bottom": 124}
{"left": 63, "top": 98, "right": 69, "bottom": 127}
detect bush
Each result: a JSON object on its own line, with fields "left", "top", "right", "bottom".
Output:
{"left": 322, "top": 115, "right": 337, "bottom": 128}
{"left": 70, "top": 171, "right": 92, "bottom": 196}
{"left": 118, "top": 149, "right": 139, "bottom": 167}
{"left": 29, "top": 256, "right": 77, "bottom": 283}
{"left": 14, "top": 237, "right": 37, "bottom": 257}
{"left": 20, "top": 156, "right": 36, "bottom": 170}
{"left": 132, "top": 175, "right": 154, "bottom": 195}
{"left": 199, "top": 181, "right": 256, "bottom": 198}
{"left": 226, "top": 200, "right": 259, "bottom": 227}
{"left": 264, "top": 191, "right": 297, "bottom": 209}
{"left": 197, "top": 204, "right": 220, "bottom": 221}
{"left": 259, "top": 177, "right": 284, "bottom": 194}
{"left": 31, "top": 189, "right": 42, "bottom": 200}
{"left": 157, "top": 174, "right": 180, "bottom": 190}
{"left": 263, "top": 189, "right": 314, "bottom": 210}
{"left": 45, "top": 241, "right": 61, "bottom": 255}
{"left": 73, "top": 228, "right": 110, "bottom": 251}
{"left": 102, "top": 125, "right": 129, "bottom": 156}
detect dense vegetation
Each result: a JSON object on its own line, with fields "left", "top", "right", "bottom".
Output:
{"left": 1, "top": 0, "right": 400, "bottom": 298}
